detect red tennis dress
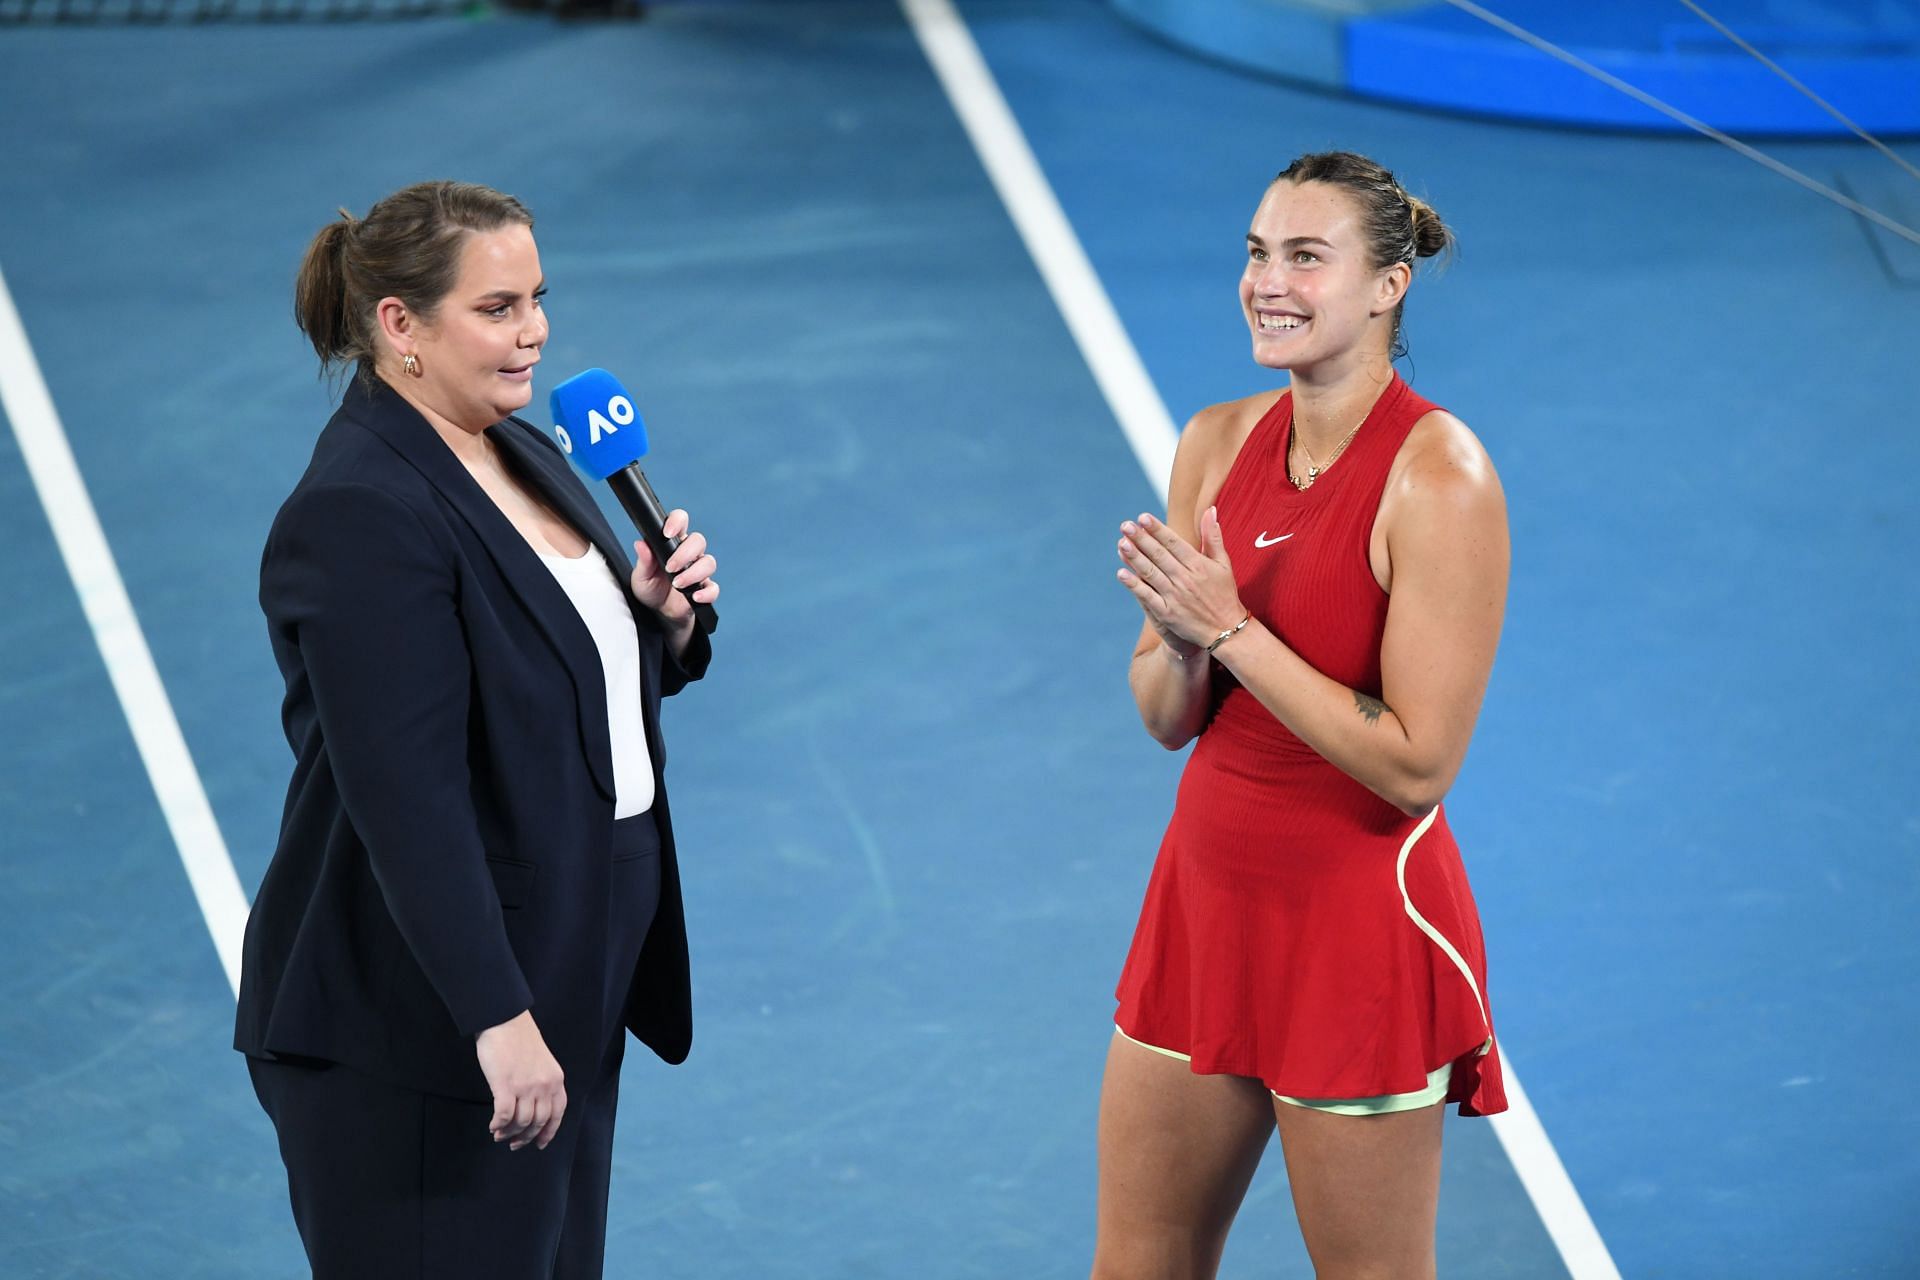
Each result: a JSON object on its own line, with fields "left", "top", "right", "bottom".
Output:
{"left": 1114, "top": 374, "right": 1506, "bottom": 1116}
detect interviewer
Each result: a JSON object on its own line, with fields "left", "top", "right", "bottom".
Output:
{"left": 234, "top": 179, "right": 718, "bottom": 1279}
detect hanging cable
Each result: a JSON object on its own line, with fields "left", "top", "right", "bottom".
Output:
{"left": 1674, "top": 0, "right": 1920, "bottom": 186}
{"left": 1436, "top": 0, "right": 1920, "bottom": 249}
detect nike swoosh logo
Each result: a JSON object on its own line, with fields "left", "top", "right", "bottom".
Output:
{"left": 1254, "top": 532, "right": 1294, "bottom": 548}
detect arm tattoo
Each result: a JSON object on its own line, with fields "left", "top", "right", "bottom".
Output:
{"left": 1353, "top": 691, "right": 1387, "bottom": 725}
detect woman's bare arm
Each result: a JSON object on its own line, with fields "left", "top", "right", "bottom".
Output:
{"left": 1212, "top": 415, "right": 1507, "bottom": 813}
{"left": 1122, "top": 412, "right": 1507, "bottom": 813}
{"left": 1119, "top": 397, "right": 1272, "bottom": 749}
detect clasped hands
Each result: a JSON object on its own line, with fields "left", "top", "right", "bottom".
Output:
{"left": 1115, "top": 507, "right": 1246, "bottom": 659}
{"left": 629, "top": 507, "right": 720, "bottom": 623}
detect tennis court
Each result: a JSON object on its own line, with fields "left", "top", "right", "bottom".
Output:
{"left": 2, "top": 2, "right": 1916, "bottom": 1275}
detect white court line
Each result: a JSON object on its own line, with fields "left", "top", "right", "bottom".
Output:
{"left": 0, "top": 262, "right": 250, "bottom": 997}
{"left": 898, "top": 3, "right": 1622, "bottom": 1277}
{"left": 1493, "top": 1064, "right": 1622, "bottom": 1277}
{"left": 898, "top": 0, "right": 1178, "bottom": 506}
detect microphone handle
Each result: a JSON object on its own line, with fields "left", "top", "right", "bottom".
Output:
{"left": 606, "top": 464, "right": 719, "bottom": 636}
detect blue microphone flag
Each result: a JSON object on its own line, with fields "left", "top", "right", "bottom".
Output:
{"left": 550, "top": 368, "right": 650, "bottom": 480}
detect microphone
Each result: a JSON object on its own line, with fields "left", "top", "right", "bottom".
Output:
{"left": 550, "top": 369, "right": 718, "bottom": 636}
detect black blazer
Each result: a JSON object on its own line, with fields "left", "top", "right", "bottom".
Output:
{"left": 234, "top": 375, "right": 711, "bottom": 1102}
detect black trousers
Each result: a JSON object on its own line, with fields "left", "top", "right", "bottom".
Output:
{"left": 249, "top": 813, "right": 661, "bottom": 1280}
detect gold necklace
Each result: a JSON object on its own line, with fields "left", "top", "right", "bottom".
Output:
{"left": 1289, "top": 410, "right": 1365, "bottom": 490}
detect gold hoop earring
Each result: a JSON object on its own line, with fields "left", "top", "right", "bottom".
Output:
{"left": 402, "top": 353, "right": 420, "bottom": 377}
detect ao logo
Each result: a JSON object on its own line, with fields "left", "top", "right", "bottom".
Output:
{"left": 555, "top": 395, "right": 636, "bottom": 454}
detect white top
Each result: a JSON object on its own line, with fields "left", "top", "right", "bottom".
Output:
{"left": 535, "top": 545, "right": 655, "bottom": 819}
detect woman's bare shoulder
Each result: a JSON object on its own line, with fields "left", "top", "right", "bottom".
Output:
{"left": 1177, "top": 386, "right": 1289, "bottom": 477}
{"left": 1170, "top": 387, "right": 1290, "bottom": 525}
{"left": 1400, "top": 409, "right": 1497, "bottom": 483}
{"left": 1383, "top": 408, "right": 1505, "bottom": 529}
{"left": 1184, "top": 386, "right": 1288, "bottom": 448}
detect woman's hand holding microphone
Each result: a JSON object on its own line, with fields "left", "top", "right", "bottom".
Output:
{"left": 630, "top": 508, "right": 719, "bottom": 655}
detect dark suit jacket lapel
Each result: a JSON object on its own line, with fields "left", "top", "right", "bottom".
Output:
{"left": 338, "top": 378, "right": 619, "bottom": 801}
{"left": 491, "top": 419, "right": 670, "bottom": 771}
{"left": 489, "top": 421, "right": 633, "bottom": 610}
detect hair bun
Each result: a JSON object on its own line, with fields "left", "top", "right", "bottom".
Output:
{"left": 1405, "top": 193, "right": 1452, "bottom": 260}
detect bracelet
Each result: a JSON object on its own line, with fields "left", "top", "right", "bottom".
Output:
{"left": 1204, "top": 615, "right": 1251, "bottom": 655}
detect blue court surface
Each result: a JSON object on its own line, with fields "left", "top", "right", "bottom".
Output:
{"left": 2, "top": 2, "right": 1917, "bottom": 1276}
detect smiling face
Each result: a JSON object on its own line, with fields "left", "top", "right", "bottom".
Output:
{"left": 391, "top": 223, "right": 548, "bottom": 432}
{"left": 1239, "top": 180, "right": 1406, "bottom": 374}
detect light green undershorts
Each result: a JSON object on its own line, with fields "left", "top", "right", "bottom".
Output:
{"left": 1116, "top": 1025, "right": 1451, "bottom": 1116}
